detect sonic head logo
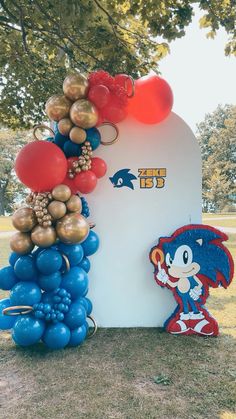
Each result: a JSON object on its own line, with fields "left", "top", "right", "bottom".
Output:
{"left": 109, "top": 169, "right": 137, "bottom": 190}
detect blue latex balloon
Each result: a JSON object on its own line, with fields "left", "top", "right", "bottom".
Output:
{"left": 12, "top": 315, "right": 45, "bottom": 346}
{"left": 63, "top": 140, "right": 81, "bottom": 158}
{"left": 81, "top": 287, "right": 88, "bottom": 297}
{"left": 78, "top": 257, "right": 91, "bottom": 273}
{"left": 85, "top": 128, "right": 101, "bottom": 150}
{"left": 85, "top": 297, "right": 93, "bottom": 315}
{"left": 10, "top": 281, "right": 41, "bottom": 306}
{"left": 41, "top": 291, "right": 54, "bottom": 305}
{"left": 64, "top": 302, "right": 86, "bottom": 329}
{"left": 38, "top": 272, "right": 62, "bottom": 292}
{"left": 14, "top": 256, "right": 37, "bottom": 281}
{"left": 68, "top": 324, "right": 87, "bottom": 347}
{"left": 9, "top": 252, "right": 20, "bottom": 267}
{"left": 0, "top": 266, "right": 18, "bottom": 290}
{"left": 61, "top": 267, "right": 88, "bottom": 299}
{"left": 54, "top": 132, "right": 69, "bottom": 149}
{"left": 82, "top": 231, "right": 99, "bottom": 256}
{"left": 43, "top": 322, "right": 71, "bottom": 349}
{"left": 0, "top": 298, "right": 17, "bottom": 330}
{"left": 58, "top": 243, "right": 84, "bottom": 267}
{"left": 36, "top": 249, "right": 62, "bottom": 275}
{"left": 75, "top": 297, "right": 89, "bottom": 313}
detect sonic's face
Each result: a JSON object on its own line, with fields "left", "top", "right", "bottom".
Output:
{"left": 165, "top": 245, "right": 200, "bottom": 278}
{"left": 109, "top": 169, "right": 137, "bottom": 190}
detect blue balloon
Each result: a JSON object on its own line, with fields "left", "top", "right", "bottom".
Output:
{"left": 64, "top": 302, "right": 86, "bottom": 329}
{"left": 68, "top": 324, "right": 87, "bottom": 347}
{"left": 75, "top": 297, "right": 89, "bottom": 312}
{"left": 38, "top": 271, "right": 62, "bottom": 292}
{"left": 54, "top": 132, "right": 69, "bottom": 149}
{"left": 58, "top": 243, "right": 84, "bottom": 267}
{"left": 14, "top": 256, "right": 37, "bottom": 281}
{"left": 85, "top": 128, "right": 101, "bottom": 150}
{"left": 41, "top": 291, "right": 54, "bottom": 305}
{"left": 85, "top": 297, "right": 93, "bottom": 315}
{"left": 43, "top": 322, "right": 71, "bottom": 349}
{"left": 10, "top": 282, "right": 41, "bottom": 306}
{"left": 81, "top": 287, "right": 88, "bottom": 297}
{"left": 12, "top": 315, "right": 45, "bottom": 346}
{"left": 36, "top": 249, "right": 62, "bottom": 275}
{"left": 61, "top": 267, "right": 88, "bottom": 299}
{"left": 63, "top": 140, "right": 81, "bottom": 158}
{"left": 78, "top": 257, "right": 91, "bottom": 273}
{"left": 9, "top": 252, "right": 20, "bottom": 266}
{"left": 82, "top": 231, "right": 99, "bottom": 256}
{"left": 0, "top": 298, "right": 17, "bottom": 330}
{"left": 0, "top": 266, "right": 18, "bottom": 290}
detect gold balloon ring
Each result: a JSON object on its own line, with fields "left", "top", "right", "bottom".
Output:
{"left": 125, "top": 75, "right": 135, "bottom": 98}
{"left": 87, "top": 315, "right": 98, "bottom": 338}
{"left": 61, "top": 254, "right": 71, "bottom": 272}
{"left": 3, "top": 305, "right": 33, "bottom": 316}
{"left": 33, "top": 124, "right": 55, "bottom": 141}
{"left": 98, "top": 122, "right": 119, "bottom": 146}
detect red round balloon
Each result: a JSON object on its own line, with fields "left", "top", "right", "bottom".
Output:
{"left": 115, "top": 74, "right": 133, "bottom": 97}
{"left": 127, "top": 75, "right": 173, "bottom": 124}
{"left": 74, "top": 170, "right": 97, "bottom": 194}
{"left": 62, "top": 175, "right": 79, "bottom": 194}
{"left": 15, "top": 141, "right": 67, "bottom": 192}
{"left": 88, "top": 85, "right": 110, "bottom": 109}
{"left": 101, "top": 96, "right": 127, "bottom": 123}
{"left": 91, "top": 157, "right": 107, "bottom": 178}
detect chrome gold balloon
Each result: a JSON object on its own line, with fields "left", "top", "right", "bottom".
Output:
{"left": 45, "top": 95, "right": 71, "bottom": 122}
{"left": 63, "top": 73, "right": 89, "bottom": 101}
{"left": 12, "top": 207, "right": 37, "bottom": 232}
{"left": 69, "top": 126, "right": 86, "bottom": 144}
{"left": 56, "top": 213, "right": 89, "bottom": 244}
{"left": 31, "top": 225, "right": 57, "bottom": 247}
{"left": 66, "top": 195, "right": 82, "bottom": 213}
{"left": 58, "top": 118, "right": 74, "bottom": 136}
{"left": 48, "top": 200, "right": 67, "bottom": 220}
{"left": 70, "top": 99, "right": 98, "bottom": 129}
{"left": 10, "top": 232, "right": 34, "bottom": 255}
{"left": 52, "top": 184, "right": 71, "bottom": 202}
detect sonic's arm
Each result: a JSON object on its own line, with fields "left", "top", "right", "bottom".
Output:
{"left": 156, "top": 262, "right": 177, "bottom": 288}
{"left": 189, "top": 275, "right": 203, "bottom": 300}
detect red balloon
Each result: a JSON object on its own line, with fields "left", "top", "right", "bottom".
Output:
{"left": 115, "top": 74, "right": 133, "bottom": 97}
{"left": 127, "top": 75, "right": 173, "bottom": 124}
{"left": 62, "top": 175, "right": 78, "bottom": 194}
{"left": 91, "top": 157, "right": 107, "bottom": 178}
{"left": 74, "top": 171, "right": 97, "bottom": 194}
{"left": 101, "top": 96, "right": 127, "bottom": 123}
{"left": 15, "top": 141, "right": 67, "bottom": 192}
{"left": 67, "top": 157, "right": 78, "bottom": 171}
{"left": 88, "top": 85, "right": 111, "bottom": 109}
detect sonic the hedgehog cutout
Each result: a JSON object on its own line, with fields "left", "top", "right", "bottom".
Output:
{"left": 150, "top": 225, "right": 234, "bottom": 336}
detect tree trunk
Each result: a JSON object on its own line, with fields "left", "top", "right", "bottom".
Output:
{"left": 0, "top": 189, "right": 6, "bottom": 215}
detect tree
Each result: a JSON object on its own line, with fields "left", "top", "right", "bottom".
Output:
{"left": 0, "top": 0, "right": 235, "bottom": 128}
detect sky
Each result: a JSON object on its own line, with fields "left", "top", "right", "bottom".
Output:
{"left": 159, "top": 7, "right": 236, "bottom": 132}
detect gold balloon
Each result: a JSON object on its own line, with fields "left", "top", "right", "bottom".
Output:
{"left": 12, "top": 207, "right": 37, "bottom": 232}
{"left": 69, "top": 127, "right": 86, "bottom": 144}
{"left": 52, "top": 184, "right": 72, "bottom": 202}
{"left": 45, "top": 95, "right": 72, "bottom": 122}
{"left": 58, "top": 118, "right": 74, "bottom": 136}
{"left": 70, "top": 99, "right": 98, "bottom": 129}
{"left": 48, "top": 201, "right": 67, "bottom": 220}
{"left": 31, "top": 225, "right": 57, "bottom": 247}
{"left": 10, "top": 232, "right": 34, "bottom": 255}
{"left": 56, "top": 213, "right": 89, "bottom": 244}
{"left": 63, "top": 73, "right": 89, "bottom": 101}
{"left": 66, "top": 195, "right": 82, "bottom": 213}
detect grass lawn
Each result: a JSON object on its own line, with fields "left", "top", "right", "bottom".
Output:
{"left": 0, "top": 215, "right": 235, "bottom": 419}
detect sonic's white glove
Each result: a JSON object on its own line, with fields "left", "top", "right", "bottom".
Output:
{"left": 156, "top": 262, "right": 169, "bottom": 284}
{"left": 189, "top": 286, "right": 202, "bottom": 301}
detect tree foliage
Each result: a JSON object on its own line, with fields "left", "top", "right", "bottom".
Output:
{"left": 0, "top": 0, "right": 235, "bottom": 128}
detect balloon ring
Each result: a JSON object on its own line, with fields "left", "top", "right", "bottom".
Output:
{"left": 3, "top": 305, "right": 33, "bottom": 316}
{"left": 89, "top": 222, "right": 96, "bottom": 229}
{"left": 33, "top": 124, "right": 55, "bottom": 141}
{"left": 98, "top": 122, "right": 119, "bottom": 146}
{"left": 125, "top": 76, "right": 135, "bottom": 98}
{"left": 150, "top": 248, "right": 165, "bottom": 266}
{"left": 61, "top": 254, "right": 70, "bottom": 272}
{"left": 87, "top": 315, "right": 98, "bottom": 338}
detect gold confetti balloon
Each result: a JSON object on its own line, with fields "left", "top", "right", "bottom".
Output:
{"left": 52, "top": 184, "right": 71, "bottom": 202}
{"left": 66, "top": 195, "right": 82, "bottom": 213}
{"left": 56, "top": 213, "right": 89, "bottom": 244}
{"left": 10, "top": 232, "right": 34, "bottom": 255}
{"left": 69, "top": 126, "right": 86, "bottom": 144}
{"left": 45, "top": 95, "right": 71, "bottom": 121}
{"left": 70, "top": 99, "right": 98, "bottom": 129}
{"left": 12, "top": 207, "right": 37, "bottom": 232}
{"left": 48, "top": 201, "right": 67, "bottom": 220}
{"left": 31, "top": 225, "right": 57, "bottom": 247}
{"left": 58, "top": 118, "right": 74, "bottom": 136}
{"left": 63, "top": 73, "right": 89, "bottom": 101}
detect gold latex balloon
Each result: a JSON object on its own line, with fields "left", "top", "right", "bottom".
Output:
{"left": 70, "top": 99, "right": 98, "bottom": 129}
{"left": 69, "top": 127, "right": 86, "bottom": 144}
{"left": 63, "top": 73, "right": 89, "bottom": 101}
{"left": 66, "top": 195, "right": 82, "bottom": 213}
{"left": 45, "top": 95, "right": 71, "bottom": 122}
{"left": 31, "top": 225, "right": 57, "bottom": 247}
{"left": 12, "top": 207, "right": 37, "bottom": 232}
{"left": 10, "top": 232, "right": 34, "bottom": 255}
{"left": 56, "top": 213, "right": 89, "bottom": 244}
{"left": 48, "top": 201, "right": 67, "bottom": 220}
{"left": 52, "top": 184, "right": 71, "bottom": 202}
{"left": 58, "top": 118, "right": 74, "bottom": 136}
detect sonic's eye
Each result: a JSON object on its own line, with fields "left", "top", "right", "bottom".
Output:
{"left": 166, "top": 253, "right": 173, "bottom": 266}
{"left": 117, "top": 178, "right": 123, "bottom": 185}
{"left": 183, "top": 250, "right": 188, "bottom": 264}
{"left": 173, "top": 245, "right": 193, "bottom": 267}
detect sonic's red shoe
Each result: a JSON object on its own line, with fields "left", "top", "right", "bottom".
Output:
{"left": 166, "top": 312, "right": 190, "bottom": 335}
{"left": 189, "top": 311, "right": 219, "bottom": 336}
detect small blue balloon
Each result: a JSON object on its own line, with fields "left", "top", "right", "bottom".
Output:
{"left": 61, "top": 267, "right": 88, "bottom": 299}
{"left": 58, "top": 242, "right": 84, "bottom": 266}
{"left": 0, "top": 298, "right": 17, "bottom": 330}
{"left": 85, "top": 298, "right": 93, "bottom": 315}
{"left": 75, "top": 297, "right": 88, "bottom": 312}
{"left": 14, "top": 256, "right": 37, "bottom": 281}
{"left": 43, "top": 304, "right": 51, "bottom": 313}
{"left": 85, "top": 128, "right": 101, "bottom": 150}
{"left": 9, "top": 252, "right": 20, "bottom": 266}
{"left": 0, "top": 266, "right": 18, "bottom": 290}
{"left": 38, "top": 272, "right": 62, "bottom": 292}
{"left": 78, "top": 257, "right": 91, "bottom": 273}
{"left": 68, "top": 324, "right": 87, "bottom": 347}
{"left": 35, "top": 310, "right": 44, "bottom": 319}
{"left": 43, "top": 322, "right": 71, "bottom": 349}
{"left": 63, "top": 140, "right": 81, "bottom": 158}
{"left": 64, "top": 302, "right": 86, "bottom": 329}
{"left": 41, "top": 293, "right": 55, "bottom": 306}
{"left": 36, "top": 249, "right": 62, "bottom": 275}
{"left": 12, "top": 315, "right": 45, "bottom": 346}
{"left": 10, "top": 282, "right": 41, "bottom": 306}
{"left": 54, "top": 132, "right": 69, "bottom": 149}
{"left": 82, "top": 231, "right": 99, "bottom": 256}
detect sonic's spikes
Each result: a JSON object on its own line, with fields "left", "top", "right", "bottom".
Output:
{"left": 109, "top": 168, "right": 137, "bottom": 190}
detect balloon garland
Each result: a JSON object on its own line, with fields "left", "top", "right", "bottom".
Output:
{"left": 0, "top": 70, "right": 173, "bottom": 349}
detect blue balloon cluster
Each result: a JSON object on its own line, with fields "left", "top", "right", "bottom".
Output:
{"left": 0, "top": 219, "right": 100, "bottom": 350}
{"left": 81, "top": 197, "right": 90, "bottom": 218}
